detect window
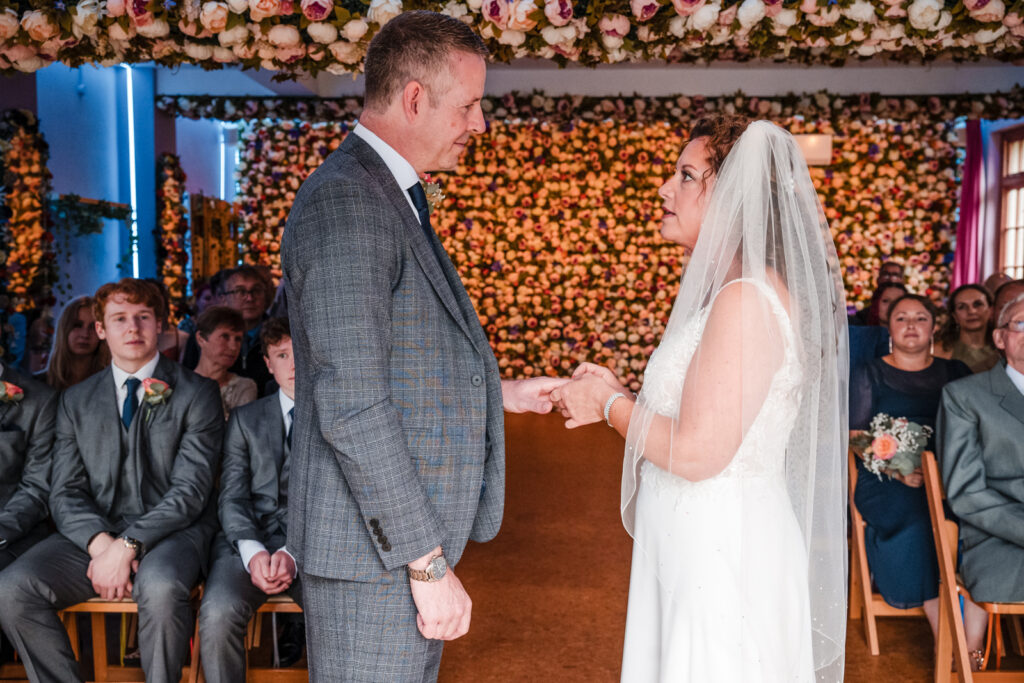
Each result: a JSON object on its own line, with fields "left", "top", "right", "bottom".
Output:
{"left": 1000, "top": 126, "right": 1024, "bottom": 278}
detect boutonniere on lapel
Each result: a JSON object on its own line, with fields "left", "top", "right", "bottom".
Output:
{"left": 420, "top": 174, "right": 445, "bottom": 215}
{"left": 0, "top": 382, "right": 24, "bottom": 404}
{"left": 142, "top": 378, "right": 172, "bottom": 424}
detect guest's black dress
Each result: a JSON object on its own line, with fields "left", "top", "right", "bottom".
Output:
{"left": 850, "top": 357, "right": 971, "bottom": 608}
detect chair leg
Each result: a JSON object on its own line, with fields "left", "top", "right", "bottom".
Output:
{"left": 1010, "top": 615, "right": 1024, "bottom": 656}
{"left": 62, "top": 612, "right": 80, "bottom": 661}
{"left": 996, "top": 614, "right": 1004, "bottom": 670}
{"left": 91, "top": 613, "right": 109, "bottom": 682}
{"left": 935, "top": 589, "right": 953, "bottom": 683}
{"left": 252, "top": 613, "right": 264, "bottom": 649}
{"left": 188, "top": 610, "right": 202, "bottom": 683}
{"left": 849, "top": 547, "right": 864, "bottom": 620}
{"left": 983, "top": 615, "right": 994, "bottom": 672}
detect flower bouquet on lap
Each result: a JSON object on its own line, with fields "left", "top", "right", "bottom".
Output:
{"left": 851, "top": 413, "right": 932, "bottom": 480}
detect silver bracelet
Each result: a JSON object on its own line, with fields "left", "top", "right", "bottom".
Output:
{"left": 603, "top": 392, "right": 626, "bottom": 427}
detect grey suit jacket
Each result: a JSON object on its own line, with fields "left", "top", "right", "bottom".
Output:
{"left": 219, "top": 393, "right": 289, "bottom": 551}
{"left": 281, "top": 133, "right": 505, "bottom": 581}
{"left": 0, "top": 365, "right": 57, "bottom": 547}
{"left": 937, "top": 362, "right": 1024, "bottom": 602}
{"left": 49, "top": 355, "right": 225, "bottom": 557}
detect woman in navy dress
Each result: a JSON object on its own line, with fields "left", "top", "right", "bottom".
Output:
{"left": 850, "top": 294, "right": 971, "bottom": 641}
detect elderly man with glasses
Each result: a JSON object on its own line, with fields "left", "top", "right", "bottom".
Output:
{"left": 938, "top": 292, "right": 1024, "bottom": 612}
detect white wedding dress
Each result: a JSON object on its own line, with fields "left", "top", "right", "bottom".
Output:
{"left": 620, "top": 280, "right": 815, "bottom": 682}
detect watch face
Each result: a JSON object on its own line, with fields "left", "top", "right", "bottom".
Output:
{"left": 428, "top": 556, "right": 448, "bottom": 579}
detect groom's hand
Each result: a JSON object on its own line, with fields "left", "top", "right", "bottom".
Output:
{"left": 409, "top": 547, "right": 472, "bottom": 641}
{"left": 501, "top": 377, "right": 570, "bottom": 414}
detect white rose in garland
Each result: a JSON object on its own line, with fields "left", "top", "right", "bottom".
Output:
{"left": 269, "top": 24, "right": 301, "bottom": 47}
{"left": 908, "top": 0, "right": 943, "bottom": 30}
{"left": 218, "top": 24, "right": 249, "bottom": 45}
{"left": 0, "top": 9, "right": 18, "bottom": 41}
{"left": 507, "top": 0, "right": 539, "bottom": 30}
{"left": 213, "top": 46, "right": 237, "bottom": 61}
{"left": 498, "top": 28, "right": 526, "bottom": 45}
{"left": 20, "top": 11, "right": 59, "bottom": 43}
{"left": 72, "top": 1, "right": 102, "bottom": 39}
{"left": 307, "top": 21, "right": 338, "bottom": 43}
{"left": 200, "top": 2, "right": 231, "bottom": 33}
{"left": 138, "top": 18, "right": 171, "bottom": 38}
{"left": 227, "top": 0, "right": 250, "bottom": 12}
{"left": 737, "top": 0, "right": 766, "bottom": 29}
{"left": 368, "top": 0, "right": 403, "bottom": 26}
{"left": 184, "top": 42, "right": 215, "bottom": 60}
{"left": 342, "top": 18, "right": 369, "bottom": 41}
{"left": 843, "top": 0, "right": 877, "bottom": 24}
{"left": 329, "top": 39, "right": 363, "bottom": 63}
{"left": 690, "top": 3, "right": 721, "bottom": 31}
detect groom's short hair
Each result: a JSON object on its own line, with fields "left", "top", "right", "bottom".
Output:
{"left": 363, "top": 10, "right": 488, "bottom": 114}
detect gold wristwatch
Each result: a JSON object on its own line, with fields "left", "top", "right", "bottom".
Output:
{"left": 407, "top": 553, "right": 448, "bottom": 582}
{"left": 119, "top": 535, "right": 144, "bottom": 560}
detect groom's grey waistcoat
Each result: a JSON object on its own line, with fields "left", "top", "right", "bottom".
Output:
{"left": 937, "top": 362, "right": 1024, "bottom": 602}
{"left": 0, "top": 365, "right": 57, "bottom": 547}
{"left": 219, "top": 393, "right": 290, "bottom": 551}
{"left": 282, "top": 133, "right": 505, "bottom": 581}
{"left": 48, "top": 355, "right": 224, "bottom": 557}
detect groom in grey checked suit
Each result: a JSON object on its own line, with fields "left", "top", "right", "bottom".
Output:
{"left": 281, "top": 11, "right": 564, "bottom": 681}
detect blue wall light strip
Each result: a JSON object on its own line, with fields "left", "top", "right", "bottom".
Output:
{"left": 122, "top": 64, "right": 140, "bottom": 277}
{"left": 219, "top": 123, "right": 227, "bottom": 201}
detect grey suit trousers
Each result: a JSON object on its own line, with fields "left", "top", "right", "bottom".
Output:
{"left": 301, "top": 570, "right": 443, "bottom": 683}
{"left": 198, "top": 536, "right": 303, "bottom": 683}
{"left": 0, "top": 532, "right": 202, "bottom": 683}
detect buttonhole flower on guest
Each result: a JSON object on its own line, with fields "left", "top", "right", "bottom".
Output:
{"left": 421, "top": 175, "right": 445, "bottom": 215}
{"left": 142, "top": 378, "right": 173, "bottom": 423}
{"left": 0, "top": 382, "right": 25, "bottom": 403}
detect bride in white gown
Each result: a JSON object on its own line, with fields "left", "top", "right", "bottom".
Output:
{"left": 552, "top": 116, "right": 848, "bottom": 682}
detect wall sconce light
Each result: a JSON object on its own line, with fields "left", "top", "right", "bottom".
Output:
{"left": 794, "top": 134, "right": 833, "bottom": 166}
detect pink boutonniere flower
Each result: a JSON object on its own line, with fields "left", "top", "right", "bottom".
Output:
{"left": 0, "top": 382, "right": 25, "bottom": 404}
{"left": 142, "top": 378, "right": 173, "bottom": 423}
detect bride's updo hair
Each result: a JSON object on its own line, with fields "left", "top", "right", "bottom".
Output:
{"left": 687, "top": 113, "right": 751, "bottom": 178}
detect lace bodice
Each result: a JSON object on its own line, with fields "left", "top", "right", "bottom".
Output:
{"left": 639, "top": 279, "right": 802, "bottom": 486}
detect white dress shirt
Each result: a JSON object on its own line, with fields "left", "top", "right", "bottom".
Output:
{"left": 238, "top": 390, "right": 297, "bottom": 576}
{"left": 352, "top": 123, "right": 422, "bottom": 223}
{"left": 1007, "top": 363, "right": 1024, "bottom": 398}
{"left": 111, "top": 353, "right": 161, "bottom": 419}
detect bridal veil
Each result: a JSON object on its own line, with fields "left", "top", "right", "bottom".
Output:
{"left": 622, "top": 120, "right": 849, "bottom": 681}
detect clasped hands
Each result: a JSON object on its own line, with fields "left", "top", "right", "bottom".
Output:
{"left": 87, "top": 533, "right": 139, "bottom": 600}
{"left": 248, "top": 549, "right": 296, "bottom": 595}
{"left": 551, "top": 363, "right": 632, "bottom": 429}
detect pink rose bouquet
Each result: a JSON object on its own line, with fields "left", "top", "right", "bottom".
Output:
{"left": 851, "top": 413, "right": 932, "bottom": 478}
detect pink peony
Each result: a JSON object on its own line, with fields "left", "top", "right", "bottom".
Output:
{"left": 482, "top": 0, "right": 509, "bottom": 28}
{"left": 871, "top": 434, "right": 899, "bottom": 460}
{"left": 301, "top": 0, "right": 333, "bottom": 21}
{"left": 598, "top": 13, "right": 630, "bottom": 35}
{"left": 107, "top": 0, "right": 127, "bottom": 16}
{"left": 631, "top": 0, "right": 660, "bottom": 21}
{"left": 20, "top": 11, "right": 59, "bottom": 43}
{"left": 672, "top": 0, "right": 706, "bottom": 15}
{"left": 544, "top": 0, "right": 573, "bottom": 26}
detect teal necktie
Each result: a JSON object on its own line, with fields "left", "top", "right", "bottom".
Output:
{"left": 122, "top": 377, "right": 141, "bottom": 429}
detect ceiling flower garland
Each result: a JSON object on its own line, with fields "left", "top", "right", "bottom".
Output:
{"left": 0, "top": 109, "right": 56, "bottom": 311}
{"left": 156, "top": 152, "right": 190, "bottom": 322}
{"left": 222, "top": 88, "right": 985, "bottom": 384}
{"left": 2, "top": 0, "right": 1024, "bottom": 76}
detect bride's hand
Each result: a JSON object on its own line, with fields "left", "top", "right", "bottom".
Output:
{"left": 550, "top": 374, "right": 619, "bottom": 429}
{"left": 572, "top": 362, "right": 629, "bottom": 396}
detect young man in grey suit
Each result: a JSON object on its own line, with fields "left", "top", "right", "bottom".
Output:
{"left": 937, "top": 292, "right": 1024, "bottom": 659}
{"left": 281, "top": 11, "right": 565, "bottom": 681}
{"left": 0, "top": 363, "right": 56, "bottom": 569}
{"left": 0, "top": 279, "right": 224, "bottom": 683}
{"left": 199, "top": 317, "right": 302, "bottom": 681}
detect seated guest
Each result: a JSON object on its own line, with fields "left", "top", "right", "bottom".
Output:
{"left": 984, "top": 271, "right": 1013, "bottom": 297}
{"left": 850, "top": 261, "right": 905, "bottom": 325}
{"left": 146, "top": 279, "right": 190, "bottom": 363}
{"left": 194, "top": 306, "right": 258, "bottom": 420}
{"left": 199, "top": 317, "right": 302, "bottom": 680}
{"left": 0, "top": 278, "right": 224, "bottom": 682}
{"left": 0, "top": 363, "right": 56, "bottom": 568}
{"left": 850, "top": 294, "right": 972, "bottom": 642}
{"left": 994, "top": 279, "right": 1024, "bottom": 328}
{"left": 937, "top": 292, "right": 1024, "bottom": 667}
{"left": 42, "top": 296, "right": 110, "bottom": 391}
{"left": 185, "top": 267, "right": 272, "bottom": 396}
{"left": 857, "top": 282, "right": 907, "bottom": 328}
{"left": 935, "top": 284, "right": 999, "bottom": 373}
{"left": 178, "top": 280, "right": 216, "bottom": 337}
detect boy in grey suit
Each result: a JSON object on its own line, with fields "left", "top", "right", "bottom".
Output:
{"left": 0, "top": 364, "right": 56, "bottom": 568}
{"left": 938, "top": 293, "right": 1024, "bottom": 604}
{"left": 281, "top": 11, "right": 564, "bottom": 681}
{"left": 199, "top": 318, "right": 302, "bottom": 681}
{"left": 0, "top": 279, "right": 224, "bottom": 683}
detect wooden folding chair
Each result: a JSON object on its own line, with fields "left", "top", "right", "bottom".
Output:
{"left": 848, "top": 447, "right": 925, "bottom": 655}
{"left": 60, "top": 592, "right": 201, "bottom": 683}
{"left": 193, "top": 594, "right": 305, "bottom": 683}
{"left": 922, "top": 450, "right": 1024, "bottom": 682}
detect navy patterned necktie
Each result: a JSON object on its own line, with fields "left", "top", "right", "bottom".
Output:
{"left": 407, "top": 183, "right": 433, "bottom": 240}
{"left": 286, "top": 407, "right": 294, "bottom": 449}
{"left": 122, "top": 377, "right": 141, "bottom": 429}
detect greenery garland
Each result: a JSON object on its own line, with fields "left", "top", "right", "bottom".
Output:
{"left": 156, "top": 152, "right": 190, "bottom": 323}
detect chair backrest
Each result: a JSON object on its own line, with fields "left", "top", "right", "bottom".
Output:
{"left": 922, "top": 450, "right": 975, "bottom": 680}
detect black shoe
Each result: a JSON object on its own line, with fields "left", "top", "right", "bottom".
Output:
{"left": 277, "top": 616, "right": 305, "bottom": 668}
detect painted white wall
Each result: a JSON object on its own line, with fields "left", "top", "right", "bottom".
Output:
{"left": 174, "top": 117, "right": 238, "bottom": 202}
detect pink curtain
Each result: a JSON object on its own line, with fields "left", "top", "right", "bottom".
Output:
{"left": 952, "top": 120, "right": 983, "bottom": 289}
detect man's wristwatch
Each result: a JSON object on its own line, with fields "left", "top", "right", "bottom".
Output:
{"left": 407, "top": 553, "right": 448, "bottom": 582}
{"left": 119, "top": 536, "right": 144, "bottom": 560}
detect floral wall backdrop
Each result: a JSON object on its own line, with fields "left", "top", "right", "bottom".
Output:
{"left": 174, "top": 89, "right": 1024, "bottom": 387}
